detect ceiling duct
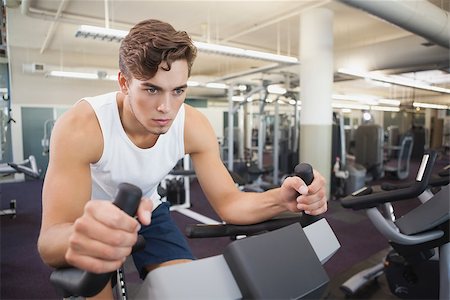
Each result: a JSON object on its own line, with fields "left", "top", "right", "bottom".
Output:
{"left": 339, "top": 0, "right": 450, "bottom": 48}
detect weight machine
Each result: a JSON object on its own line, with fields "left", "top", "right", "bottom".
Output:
{"left": 0, "top": 155, "right": 40, "bottom": 218}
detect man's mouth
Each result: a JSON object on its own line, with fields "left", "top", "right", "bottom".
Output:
{"left": 153, "top": 119, "right": 171, "bottom": 126}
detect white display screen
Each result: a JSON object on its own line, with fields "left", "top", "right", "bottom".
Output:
{"left": 416, "top": 154, "right": 429, "bottom": 182}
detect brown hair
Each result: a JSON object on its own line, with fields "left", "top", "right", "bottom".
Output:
{"left": 119, "top": 19, "right": 197, "bottom": 80}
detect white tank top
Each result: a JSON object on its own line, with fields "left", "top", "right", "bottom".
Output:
{"left": 82, "top": 92, "right": 185, "bottom": 211}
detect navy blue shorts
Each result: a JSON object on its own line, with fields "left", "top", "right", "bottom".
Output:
{"left": 132, "top": 201, "right": 194, "bottom": 279}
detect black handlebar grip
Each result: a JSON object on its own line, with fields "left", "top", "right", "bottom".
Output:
{"left": 113, "top": 182, "right": 143, "bottom": 216}
{"left": 293, "top": 163, "right": 320, "bottom": 225}
{"left": 50, "top": 183, "right": 143, "bottom": 298}
{"left": 294, "top": 163, "right": 314, "bottom": 185}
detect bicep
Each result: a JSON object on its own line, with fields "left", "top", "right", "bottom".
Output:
{"left": 41, "top": 154, "right": 91, "bottom": 231}
{"left": 40, "top": 111, "right": 99, "bottom": 232}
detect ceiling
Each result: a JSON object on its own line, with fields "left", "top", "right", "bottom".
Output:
{"left": 5, "top": 0, "right": 450, "bottom": 107}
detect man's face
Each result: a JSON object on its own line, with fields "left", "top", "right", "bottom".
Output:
{"left": 125, "top": 59, "right": 189, "bottom": 135}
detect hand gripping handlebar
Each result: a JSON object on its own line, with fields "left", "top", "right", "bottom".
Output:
{"left": 50, "top": 183, "right": 143, "bottom": 298}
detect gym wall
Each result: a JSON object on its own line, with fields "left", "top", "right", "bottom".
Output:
{"left": 9, "top": 45, "right": 232, "bottom": 174}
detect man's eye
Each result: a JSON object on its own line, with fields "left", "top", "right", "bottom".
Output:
{"left": 147, "top": 87, "right": 157, "bottom": 94}
{"left": 174, "top": 89, "right": 185, "bottom": 95}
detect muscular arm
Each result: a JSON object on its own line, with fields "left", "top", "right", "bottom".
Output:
{"left": 184, "top": 106, "right": 327, "bottom": 225}
{"left": 37, "top": 101, "right": 151, "bottom": 273}
{"left": 38, "top": 101, "right": 100, "bottom": 267}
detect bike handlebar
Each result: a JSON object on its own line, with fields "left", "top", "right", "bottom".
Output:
{"left": 187, "top": 163, "right": 318, "bottom": 239}
{"left": 186, "top": 215, "right": 314, "bottom": 238}
{"left": 341, "top": 151, "right": 437, "bottom": 210}
{"left": 50, "top": 183, "right": 143, "bottom": 298}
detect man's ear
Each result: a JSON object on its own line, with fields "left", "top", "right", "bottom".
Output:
{"left": 118, "top": 72, "right": 129, "bottom": 95}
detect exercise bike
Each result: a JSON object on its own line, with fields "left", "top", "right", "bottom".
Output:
{"left": 340, "top": 151, "right": 449, "bottom": 299}
{"left": 49, "top": 163, "right": 341, "bottom": 299}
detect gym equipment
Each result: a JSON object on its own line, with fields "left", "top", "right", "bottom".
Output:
{"left": 340, "top": 151, "right": 449, "bottom": 299}
{"left": 41, "top": 119, "right": 56, "bottom": 156}
{"left": 134, "top": 216, "right": 339, "bottom": 300}
{"left": 409, "top": 125, "right": 426, "bottom": 160}
{"left": 353, "top": 124, "right": 384, "bottom": 180}
{"left": 49, "top": 163, "right": 340, "bottom": 299}
{"left": 384, "top": 134, "right": 414, "bottom": 180}
{"left": 380, "top": 163, "right": 449, "bottom": 194}
{"left": 331, "top": 113, "right": 347, "bottom": 197}
{"left": 331, "top": 112, "right": 366, "bottom": 197}
{"left": 225, "top": 83, "right": 299, "bottom": 190}
{"left": 158, "top": 155, "right": 194, "bottom": 210}
{"left": 385, "top": 125, "right": 401, "bottom": 160}
{"left": 1, "top": 155, "right": 40, "bottom": 218}
{"left": 225, "top": 85, "right": 264, "bottom": 172}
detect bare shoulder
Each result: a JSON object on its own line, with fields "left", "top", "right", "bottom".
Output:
{"left": 184, "top": 104, "right": 211, "bottom": 128}
{"left": 184, "top": 104, "right": 218, "bottom": 155}
{"left": 51, "top": 100, "right": 103, "bottom": 164}
{"left": 41, "top": 100, "right": 103, "bottom": 232}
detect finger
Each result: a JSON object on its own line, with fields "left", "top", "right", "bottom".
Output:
{"left": 296, "top": 188, "right": 325, "bottom": 206}
{"left": 65, "top": 249, "right": 126, "bottom": 274}
{"left": 85, "top": 201, "right": 140, "bottom": 232}
{"left": 297, "top": 195, "right": 327, "bottom": 214}
{"left": 308, "top": 169, "right": 326, "bottom": 194}
{"left": 296, "top": 191, "right": 323, "bottom": 208}
{"left": 136, "top": 197, "right": 153, "bottom": 225}
{"left": 73, "top": 213, "right": 139, "bottom": 248}
{"left": 68, "top": 230, "right": 133, "bottom": 261}
{"left": 307, "top": 200, "right": 328, "bottom": 215}
{"left": 285, "top": 176, "right": 308, "bottom": 195}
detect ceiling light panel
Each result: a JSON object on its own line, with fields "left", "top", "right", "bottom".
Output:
{"left": 75, "top": 25, "right": 298, "bottom": 64}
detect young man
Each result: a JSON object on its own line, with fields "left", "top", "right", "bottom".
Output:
{"left": 38, "top": 19, "right": 327, "bottom": 298}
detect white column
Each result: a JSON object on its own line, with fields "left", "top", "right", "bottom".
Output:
{"left": 299, "top": 8, "right": 334, "bottom": 196}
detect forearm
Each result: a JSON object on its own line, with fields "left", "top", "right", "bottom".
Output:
{"left": 217, "top": 188, "right": 287, "bottom": 225}
{"left": 37, "top": 223, "right": 73, "bottom": 268}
